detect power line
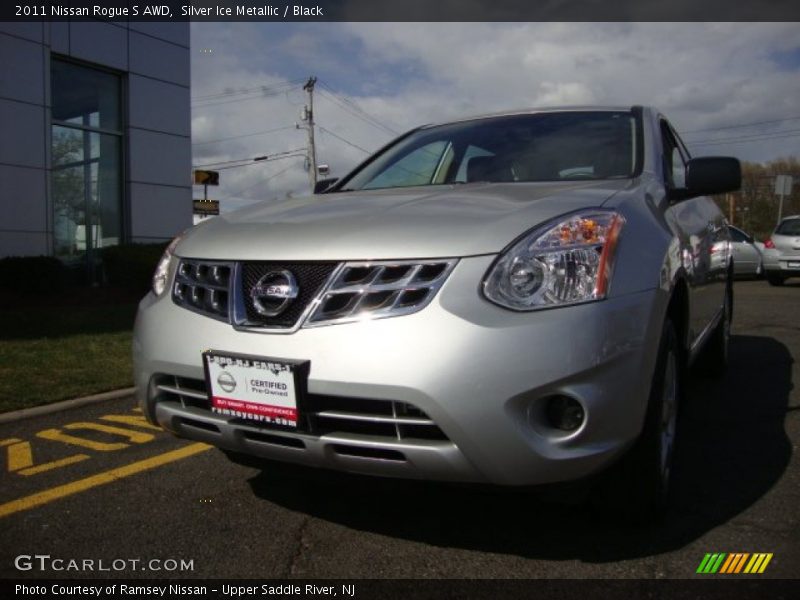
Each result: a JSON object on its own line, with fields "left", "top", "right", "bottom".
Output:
{"left": 317, "top": 87, "right": 399, "bottom": 138}
{"left": 192, "top": 84, "right": 301, "bottom": 110}
{"left": 193, "top": 148, "right": 307, "bottom": 169}
{"left": 215, "top": 153, "right": 307, "bottom": 171}
{"left": 318, "top": 81, "right": 400, "bottom": 136}
{"left": 192, "top": 78, "right": 307, "bottom": 101}
{"left": 192, "top": 126, "right": 298, "bottom": 147}
{"left": 220, "top": 161, "right": 303, "bottom": 200}
{"left": 318, "top": 126, "right": 373, "bottom": 154}
{"left": 680, "top": 115, "right": 800, "bottom": 135}
{"left": 687, "top": 129, "right": 800, "bottom": 147}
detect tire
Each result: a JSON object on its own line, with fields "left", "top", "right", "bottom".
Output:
{"left": 593, "top": 319, "right": 681, "bottom": 524}
{"left": 767, "top": 274, "right": 785, "bottom": 286}
{"left": 696, "top": 283, "right": 732, "bottom": 377}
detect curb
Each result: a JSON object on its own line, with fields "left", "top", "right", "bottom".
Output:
{"left": 0, "top": 387, "right": 136, "bottom": 424}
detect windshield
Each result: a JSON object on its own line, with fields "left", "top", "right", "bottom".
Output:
{"left": 339, "top": 110, "right": 639, "bottom": 191}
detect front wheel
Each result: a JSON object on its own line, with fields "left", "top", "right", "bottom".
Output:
{"left": 593, "top": 319, "right": 681, "bottom": 524}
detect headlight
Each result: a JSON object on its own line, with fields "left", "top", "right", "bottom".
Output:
{"left": 152, "top": 235, "right": 182, "bottom": 297}
{"left": 483, "top": 210, "right": 625, "bottom": 311}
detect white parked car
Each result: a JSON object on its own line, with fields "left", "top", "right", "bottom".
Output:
{"left": 728, "top": 225, "right": 763, "bottom": 278}
{"left": 763, "top": 215, "right": 800, "bottom": 285}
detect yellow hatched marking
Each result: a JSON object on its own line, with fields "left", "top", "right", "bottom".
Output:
{"left": 4, "top": 439, "right": 89, "bottom": 475}
{"left": 18, "top": 454, "right": 90, "bottom": 476}
{"left": 0, "top": 443, "right": 210, "bottom": 518}
{"left": 63, "top": 422, "right": 155, "bottom": 443}
{"left": 100, "top": 415, "right": 161, "bottom": 431}
{"left": 6, "top": 440, "right": 33, "bottom": 471}
{"left": 37, "top": 428, "right": 128, "bottom": 451}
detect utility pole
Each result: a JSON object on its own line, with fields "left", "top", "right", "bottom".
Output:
{"left": 302, "top": 76, "right": 318, "bottom": 191}
{"left": 727, "top": 193, "right": 734, "bottom": 226}
{"left": 775, "top": 175, "right": 793, "bottom": 226}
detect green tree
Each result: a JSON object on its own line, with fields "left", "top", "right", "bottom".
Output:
{"left": 713, "top": 157, "right": 800, "bottom": 241}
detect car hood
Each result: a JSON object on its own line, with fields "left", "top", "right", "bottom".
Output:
{"left": 177, "top": 181, "right": 631, "bottom": 261}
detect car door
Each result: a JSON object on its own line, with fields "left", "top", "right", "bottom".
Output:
{"left": 729, "top": 227, "right": 760, "bottom": 275}
{"left": 660, "top": 119, "right": 727, "bottom": 347}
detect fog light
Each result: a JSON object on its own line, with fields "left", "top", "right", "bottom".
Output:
{"left": 546, "top": 395, "right": 585, "bottom": 431}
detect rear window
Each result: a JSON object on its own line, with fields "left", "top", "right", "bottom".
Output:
{"left": 776, "top": 219, "right": 800, "bottom": 236}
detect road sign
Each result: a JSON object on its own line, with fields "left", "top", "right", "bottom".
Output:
{"left": 775, "top": 175, "right": 793, "bottom": 225}
{"left": 194, "top": 170, "right": 220, "bottom": 186}
{"left": 775, "top": 175, "right": 793, "bottom": 196}
{"left": 193, "top": 200, "right": 219, "bottom": 216}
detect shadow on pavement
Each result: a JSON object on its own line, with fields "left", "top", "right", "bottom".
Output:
{"left": 247, "top": 334, "right": 793, "bottom": 562}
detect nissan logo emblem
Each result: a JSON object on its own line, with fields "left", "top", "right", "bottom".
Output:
{"left": 250, "top": 269, "right": 299, "bottom": 317}
{"left": 217, "top": 371, "right": 237, "bottom": 393}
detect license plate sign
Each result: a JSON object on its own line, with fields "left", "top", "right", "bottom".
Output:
{"left": 203, "top": 351, "right": 309, "bottom": 427}
{"left": 787, "top": 261, "right": 800, "bottom": 269}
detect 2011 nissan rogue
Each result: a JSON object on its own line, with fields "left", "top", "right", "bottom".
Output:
{"left": 134, "top": 106, "right": 741, "bottom": 520}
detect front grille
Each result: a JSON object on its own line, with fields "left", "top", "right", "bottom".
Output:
{"left": 172, "top": 260, "right": 232, "bottom": 321}
{"left": 153, "top": 375, "right": 448, "bottom": 442}
{"left": 239, "top": 262, "right": 338, "bottom": 329}
{"left": 306, "top": 259, "right": 456, "bottom": 326}
{"left": 154, "top": 375, "right": 211, "bottom": 410}
{"left": 307, "top": 394, "right": 448, "bottom": 440}
{"left": 171, "top": 258, "right": 456, "bottom": 329}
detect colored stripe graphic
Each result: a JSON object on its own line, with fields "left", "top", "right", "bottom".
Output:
{"left": 696, "top": 554, "right": 713, "bottom": 573}
{"left": 697, "top": 553, "right": 727, "bottom": 573}
{"left": 735, "top": 553, "right": 749, "bottom": 573}
{"left": 719, "top": 554, "right": 736, "bottom": 573}
{"left": 698, "top": 552, "right": 773, "bottom": 574}
{"left": 710, "top": 553, "right": 726, "bottom": 573}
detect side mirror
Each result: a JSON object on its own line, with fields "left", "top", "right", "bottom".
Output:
{"left": 685, "top": 157, "right": 741, "bottom": 195}
{"left": 314, "top": 177, "right": 338, "bottom": 194}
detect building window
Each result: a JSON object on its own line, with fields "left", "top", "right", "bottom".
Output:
{"left": 51, "top": 59, "right": 123, "bottom": 274}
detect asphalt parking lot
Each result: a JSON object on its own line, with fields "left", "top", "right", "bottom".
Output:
{"left": 1, "top": 280, "right": 798, "bottom": 580}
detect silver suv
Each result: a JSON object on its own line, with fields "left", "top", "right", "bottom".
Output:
{"left": 134, "top": 106, "right": 740, "bottom": 520}
{"left": 764, "top": 215, "right": 800, "bottom": 285}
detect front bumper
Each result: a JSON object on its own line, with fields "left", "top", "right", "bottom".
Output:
{"left": 134, "top": 255, "right": 664, "bottom": 486}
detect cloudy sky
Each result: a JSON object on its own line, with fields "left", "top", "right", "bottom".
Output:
{"left": 189, "top": 22, "right": 800, "bottom": 212}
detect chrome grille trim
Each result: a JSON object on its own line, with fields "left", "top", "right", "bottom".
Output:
{"left": 172, "top": 260, "right": 234, "bottom": 322}
{"left": 305, "top": 259, "right": 458, "bottom": 327}
{"left": 150, "top": 375, "right": 448, "bottom": 442}
{"left": 313, "top": 410, "right": 436, "bottom": 426}
{"left": 156, "top": 384, "right": 207, "bottom": 401}
{"left": 171, "top": 258, "right": 456, "bottom": 329}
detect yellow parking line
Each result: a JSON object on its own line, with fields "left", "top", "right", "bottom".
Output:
{"left": 0, "top": 442, "right": 211, "bottom": 519}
